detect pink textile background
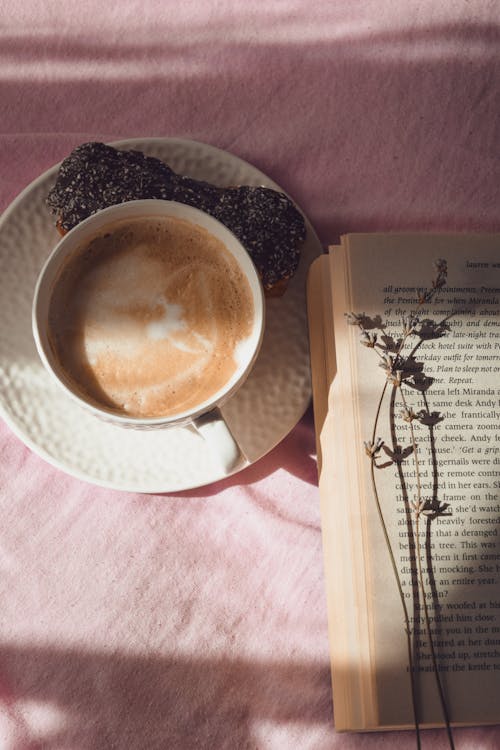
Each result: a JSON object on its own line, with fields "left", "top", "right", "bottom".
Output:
{"left": 1, "top": 1, "right": 500, "bottom": 748}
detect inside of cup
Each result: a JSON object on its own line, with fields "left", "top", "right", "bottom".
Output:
{"left": 33, "top": 200, "right": 265, "bottom": 424}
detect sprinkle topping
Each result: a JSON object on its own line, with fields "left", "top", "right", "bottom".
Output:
{"left": 47, "top": 142, "right": 306, "bottom": 290}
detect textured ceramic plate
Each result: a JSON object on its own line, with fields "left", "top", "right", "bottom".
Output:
{"left": 0, "top": 138, "right": 320, "bottom": 492}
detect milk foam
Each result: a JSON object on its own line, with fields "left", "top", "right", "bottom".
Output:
{"left": 234, "top": 335, "right": 257, "bottom": 368}
{"left": 146, "top": 297, "right": 186, "bottom": 340}
{"left": 144, "top": 295, "right": 212, "bottom": 354}
{"left": 48, "top": 216, "right": 255, "bottom": 418}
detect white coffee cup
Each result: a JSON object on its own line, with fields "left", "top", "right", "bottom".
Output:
{"left": 32, "top": 200, "right": 265, "bottom": 473}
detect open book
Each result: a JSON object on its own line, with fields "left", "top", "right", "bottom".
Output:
{"left": 307, "top": 234, "right": 500, "bottom": 731}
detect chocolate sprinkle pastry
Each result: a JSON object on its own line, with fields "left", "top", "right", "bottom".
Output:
{"left": 46, "top": 142, "right": 306, "bottom": 291}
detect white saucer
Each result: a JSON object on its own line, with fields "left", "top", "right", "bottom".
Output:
{"left": 0, "top": 138, "right": 321, "bottom": 492}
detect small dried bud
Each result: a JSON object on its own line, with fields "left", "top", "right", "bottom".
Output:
{"left": 379, "top": 353, "right": 394, "bottom": 375}
{"left": 400, "top": 407, "right": 418, "bottom": 422}
{"left": 390, "top": 370, "right": 403, "bottom": 387}
{"left": 402, "top": 315, "right": 419, "bottom": 336}
{"left": 432, "top": 258, "right": 447, "bottom": 289}
{"left": 364, "top": 437, "right": 384, "bottom": 458}
{"left": 434, "top": 258, "right": 447, "bottom": 274}
{"left": 360, "top": 330, "right": 377, "bottom": 348}
{"left": 379, "top": 353, "right": 402, "bottom": 385}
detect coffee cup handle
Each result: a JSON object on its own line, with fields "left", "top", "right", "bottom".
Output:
{"left": 192, "top": 409, "right": 247, "bottom": 473}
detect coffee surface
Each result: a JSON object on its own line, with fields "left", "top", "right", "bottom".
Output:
{"left": 48, "top": 216, "right": 255, "bottom": 418}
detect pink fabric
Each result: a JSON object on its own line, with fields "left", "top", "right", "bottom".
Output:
{"left": 1, "top": 2, "right": 500, "bottom": 747}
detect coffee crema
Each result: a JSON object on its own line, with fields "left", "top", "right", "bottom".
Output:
{"left": 48, "top": 216, "right": 255, "bottom": 418}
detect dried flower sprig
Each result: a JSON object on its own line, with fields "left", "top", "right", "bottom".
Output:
{"left": 347, "top": 259, "right": 455, "bottom": 750}
{"left": 417, "top": 258, "right": 448, "bottom": 303}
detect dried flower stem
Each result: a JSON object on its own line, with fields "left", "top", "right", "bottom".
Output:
{"left": 399, "top": 386, "right": 455, "bottom": 750}
{"left": 368, "top": 381, "right": 422, "bottom": 749}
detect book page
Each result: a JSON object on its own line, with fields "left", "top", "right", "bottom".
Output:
{"left": 336, "top": 234, "right": 500, "bottom": 728}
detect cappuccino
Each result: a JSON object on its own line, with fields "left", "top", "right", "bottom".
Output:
{"left": 47, "top": 216, "right": 255, "bottom": 418}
